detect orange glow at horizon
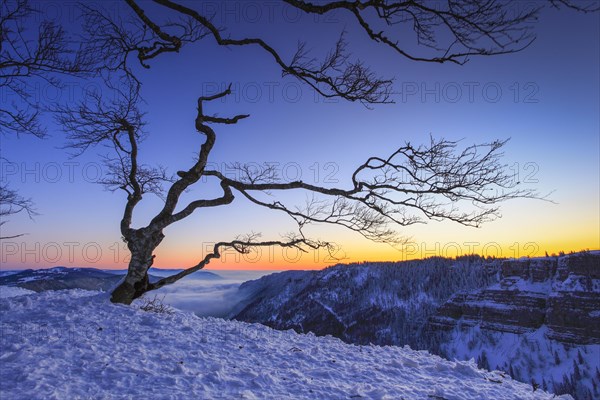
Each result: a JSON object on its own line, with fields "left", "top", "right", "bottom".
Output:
{"left": 149, "top": 239, "right": 599, "bottom": 271}
{"left": 0, "top": 192, "right": 597, "bottom": 271}
{"left": 1, "top": 239, "right": 597, "bottom": 271}
{"left": 1, "top": 220, "right": 597, "bottom": 270}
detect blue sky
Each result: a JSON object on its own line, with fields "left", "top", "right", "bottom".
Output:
{"left": 1, "top": 1, "right": 598, "bottom": 270}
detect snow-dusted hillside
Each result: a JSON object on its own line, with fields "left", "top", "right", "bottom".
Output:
{"left": 231, "top": 256, "right": 498, "bottom": 348}
{"left": 441, "top": 326, "right": 599, "bottom": 399}
{"left": 0, "top": 289, "right": 569, "bottom": 400}
{"left": 229, "top": 253, "right": 599, "bottom": 399}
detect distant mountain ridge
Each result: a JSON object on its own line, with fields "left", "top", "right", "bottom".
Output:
{"left": 0, "top": 267, "right": 223, "bottom": 293}
{"left": 147, "top": 268, "right": 222, "bottom": 280}
{"left": 0, "top": 267, "right": 124, "bottom": 292}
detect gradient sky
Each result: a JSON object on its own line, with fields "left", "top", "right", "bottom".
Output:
{"left": 1, "top": 1, "right": 599, "bottom": 270}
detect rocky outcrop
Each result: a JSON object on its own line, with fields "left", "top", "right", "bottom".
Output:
{"left": 431, "top": 291, "right": 548, "bottom": 334}
{"left": 429, "top": 252, "right": 600, "bottom": 344}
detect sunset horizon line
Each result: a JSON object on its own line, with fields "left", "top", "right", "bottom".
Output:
{"left": 2, "top": 247, "right": 597, "bottom": 271}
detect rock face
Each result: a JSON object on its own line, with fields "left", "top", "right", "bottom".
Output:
{"left": 429, "top": 252, "right": 600, "bottom": 344}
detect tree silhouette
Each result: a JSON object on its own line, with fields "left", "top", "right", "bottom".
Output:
{"left": 0, "top": 169, "right": 35, "bottom": 239}
{"left": 0, "top": 0, "right": 95, "bottom": 239}
{"left": 52, "top": 0, "right": 595, "bottom": 304}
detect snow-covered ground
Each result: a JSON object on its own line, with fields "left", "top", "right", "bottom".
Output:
{"left": 0, "top": 289, "right": 571, "bottom": 399}
{"left": 0, "top": 286, "right": 35, "bottom": 298}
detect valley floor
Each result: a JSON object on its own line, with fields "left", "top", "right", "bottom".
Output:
{"left": 0, "top": 289, "right": 572, "bottom": 400}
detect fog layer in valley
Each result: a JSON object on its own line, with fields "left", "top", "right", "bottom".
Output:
{"left": 148, "top": 269, "right": 274, "bottom": 317}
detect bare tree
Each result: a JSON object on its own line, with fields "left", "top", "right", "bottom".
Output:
{"left": 0, "top": 0, "right": 95, "bottom": 137}
{"left": 54, "top": 0, "right": 593, "bottom": 305}
{"left": 0, "top": 0, "right": 97, "bottom": 239}
{"left": 0, "top": 176, "right": 35, "bottom": 239}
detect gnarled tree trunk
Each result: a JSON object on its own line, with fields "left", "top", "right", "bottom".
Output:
{"left": 111, "top": 229, "right": 164, "bottom": 304}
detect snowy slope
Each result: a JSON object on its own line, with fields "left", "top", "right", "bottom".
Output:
{"left": 0, "top": 289, "right": 571, "bottom": 400}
